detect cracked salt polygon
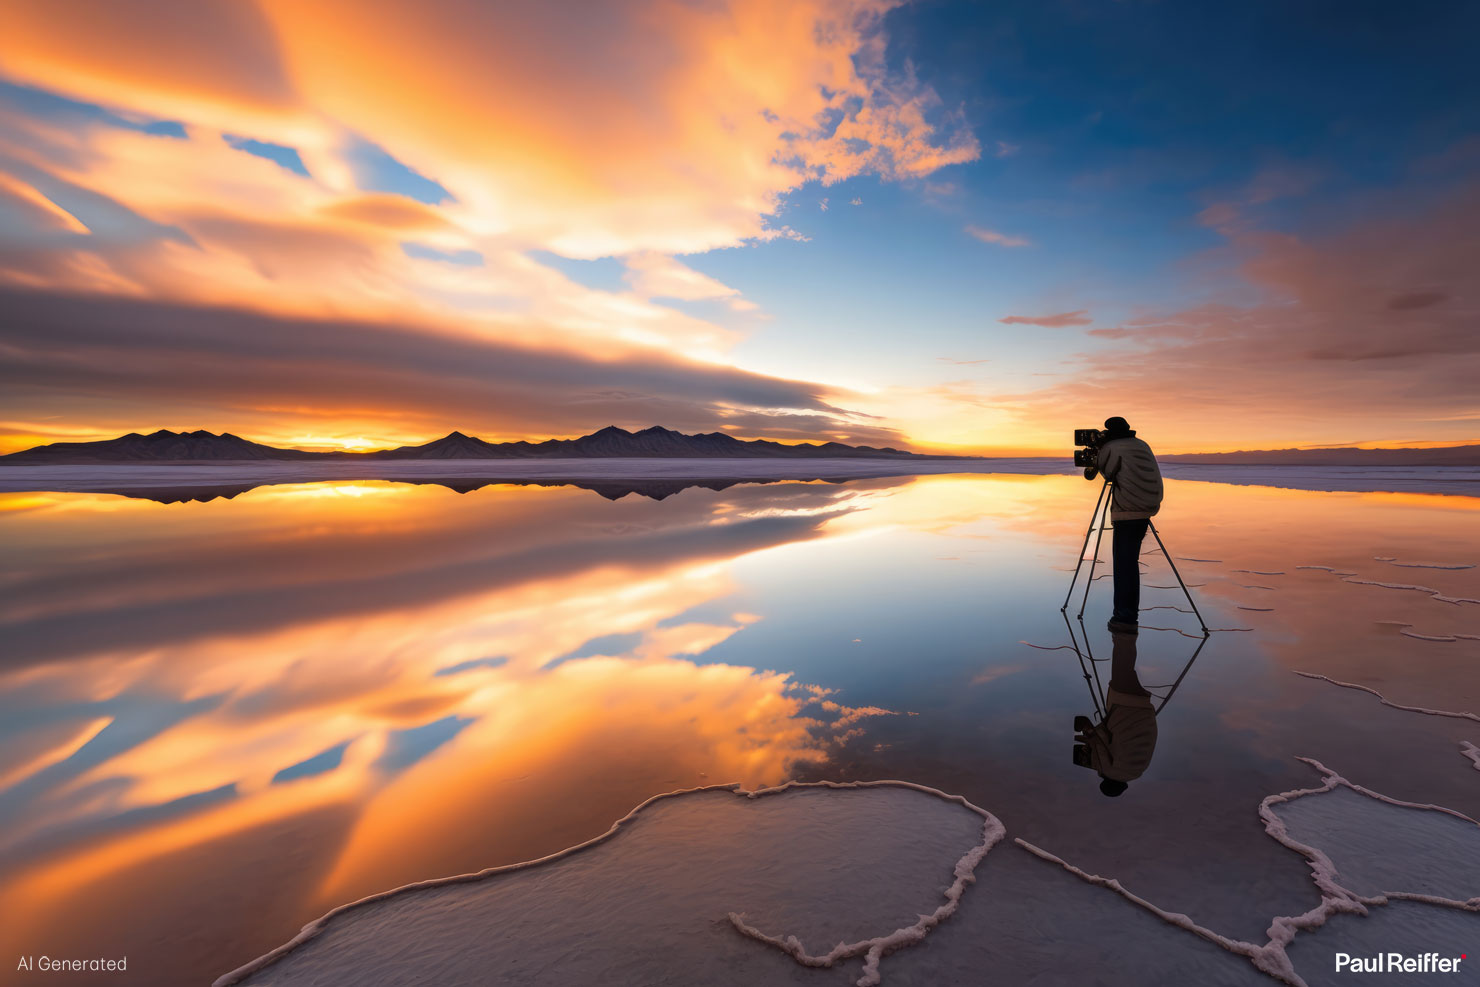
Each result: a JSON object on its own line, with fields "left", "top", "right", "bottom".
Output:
{"left": 221, "top": 783, "right": 998, "bottom": 987}
{"left": 1271, "top": 785, "right": 1480, "bottom": 902}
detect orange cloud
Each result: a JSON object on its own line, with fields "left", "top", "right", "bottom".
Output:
{"left": 999, "top": 310, "right": 1091, "bottom": 327}
{"left": 318, "top": 195, "right": 451, "bottom": 231}
{"left": 0, "top": 170, "right": 89, "bottom": 234}
{"left": 1, "top": 0, "right": 977, "bottom": 258}
{"left": 0, "top": 289, "right": 906, "bottom": 455}
{"left": 995, "top": 183, "right": 1480, "bottom": 451}
{"left": 0, "top": 0, "right": 982, "bottom": 447}
{"left": 0, "top": 115, "right": 753, "bottom": 362}
{"left": 0, "top": 2, "right": 298, "bottom": 126}
{"left": 623, "top": 252, "right": 741, "bottom": 302}
{"left": 966, "top": 224, "right": 1030, "bottom": 248}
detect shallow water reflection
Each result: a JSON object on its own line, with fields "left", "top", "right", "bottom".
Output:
{"left": 2, "top": 473, "right": 1478, "bottom": 984}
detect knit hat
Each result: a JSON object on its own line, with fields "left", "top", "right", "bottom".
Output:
{"left": 1103, "top": 416, "right": 1132, "bottom": 436}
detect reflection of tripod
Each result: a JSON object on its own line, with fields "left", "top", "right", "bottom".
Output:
{"left": 1061, "top": 612, "right": 1208, "bottom": 717}
{"left": 1061, "top": 479, "right": 1208, "bottom": 636}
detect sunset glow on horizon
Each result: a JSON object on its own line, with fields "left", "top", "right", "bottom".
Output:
{"left": 2, "top": 1, "right": 1477, "bottom": 457}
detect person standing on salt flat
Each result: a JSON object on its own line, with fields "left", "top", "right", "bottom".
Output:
{"left": 1093, "top": 416, "right": 1164, "bottom": 632}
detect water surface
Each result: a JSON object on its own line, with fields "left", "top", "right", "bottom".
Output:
{"left": 2, "top": 473, "right": 1477, "bottom": 984}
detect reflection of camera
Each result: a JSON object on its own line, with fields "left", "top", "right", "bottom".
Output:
{"left": 1072, "top": 715, "right": 1095, "bottom": 768}
{"left": 1073, "top": 428, "right": 1105, "bottom": 477}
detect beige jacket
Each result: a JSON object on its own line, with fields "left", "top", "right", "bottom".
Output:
{"left": 1099, "top": 436, "right": 1163, "bottom": 521}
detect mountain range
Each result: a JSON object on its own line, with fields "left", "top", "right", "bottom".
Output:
{"left": 5, "top": 428, "right": 1476, "bottom": 467}
{"left": 1162, "top": 445, "right": 1480, "bottom": 466}
{"left": 0, "top": 426, "right": 962, "bottom": 464}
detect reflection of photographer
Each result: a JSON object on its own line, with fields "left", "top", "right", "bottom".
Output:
{"left": 1078, "top": 416, "right": 1163, "bottom": 632}
{"left": 1073, "top": 628, "right": 1158, "bottom": 797}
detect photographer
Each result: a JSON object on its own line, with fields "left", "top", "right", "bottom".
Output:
{"left": 1087, "top": 416, "right": 1163, "bottom": 632}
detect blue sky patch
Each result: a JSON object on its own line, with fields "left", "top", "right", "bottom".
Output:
{"left": 527, "top": 250, "right": 628, "bottom": 293}
{"left": 545, "top": 630, "right": 643, "bottom": 670}
{"left": 272, "top": 740, "right": 351, "bottom": 783}
{"left": 224, "top": 135, "right": 310, "bottom": 177}
{"left": 344, "top": 134, "right": 452, "bottom": 205}
{"left": 0, "top": 80, "right": 186, "bottom": 139}
{"left": 434, "top": 655, "right": 510, "bottom": 677}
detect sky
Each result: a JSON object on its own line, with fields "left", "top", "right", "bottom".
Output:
{"left": 1, "top": 0, "right": 1477, "bottom": 456}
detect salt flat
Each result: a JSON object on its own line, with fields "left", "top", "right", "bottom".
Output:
{"left": 6, "top": 471, "right": 1479, "bottom": 985}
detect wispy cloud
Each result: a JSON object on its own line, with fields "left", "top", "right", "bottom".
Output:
{"left": 0, "top": 0, "right": 981, "bottom": 450}
{"left": 1196, "top": 162, "right": 1324, "bottom": 235}
{"left": 1, "top": 0, "right": 978, "bottom": 259}
{"left": 623, "top": 253, "right": 739, "bottom": 302}
{"left": 993, "top": 140, "right": 1020, "bottom": 158}
{"left": 995, "top": 182, "right": 1480, "bottom": 447}
{"left": 965, "top": 224, "right": 1029, "bottom": 247}
{"left": 999, "top": 310, "right": 1091, "bottom": 327}
{"left": 1387, "top": 290, "right": 1446, "bottom": 311}
{"left": 1195, "top": 201, "right": 1241, "bottom": 233}
{"left": 624, "top": 252, "right": 759, "bottom": 314}
{"left": 0, "top": 289, "right": 906, "bottom": 449}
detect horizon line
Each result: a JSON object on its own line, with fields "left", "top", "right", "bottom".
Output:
{"left": 5, "top": 424, "right": 1480, "bottom": 461}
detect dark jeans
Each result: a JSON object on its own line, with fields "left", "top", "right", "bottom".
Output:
{"left": 1111, "top": 518, "right": 1150, "bottom": 623}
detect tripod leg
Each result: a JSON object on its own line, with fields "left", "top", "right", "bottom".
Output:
{"left": 1077, "top": 485, "right": 1110, "bottom": 619}
{"left": 1077, "top": 613, "right": 1108, "bottom": 699}
{"left": 1154, "top": 633, "right": 1208, "bottom": 713}
{"left": 1062, "top": 480, "right": 1109, "bottom": 611}
{"left": 1063, "top": 612, "right": 1106, "bottom": 721}
{"left": 1148, "top": 520, "right": 1210, "bottom": 635}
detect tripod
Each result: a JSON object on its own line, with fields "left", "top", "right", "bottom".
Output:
{"left": 1061, "top": 479, "right": 1209, "bottom": 636}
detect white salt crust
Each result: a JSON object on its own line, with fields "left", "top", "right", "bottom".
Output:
{"left": 724, "top": 783, "right": 1005, "bottom": 987}
{"left": 214, "top": 779, "right": 1005, "bottom": 987}
{"left": 1292, "top": 671, "right": 1479, "bottom": 723}
{"left": 1376, "top": 557, "right": 1475, "bottom": 570}
{"left": 1293, "top": 562, "right": 1480, "bottom": 605}
{"left": 1017, "top": 757, "right": 1480, "bottom": 987}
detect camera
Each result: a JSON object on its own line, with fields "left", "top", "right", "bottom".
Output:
{"left": 1072, "top": 743, "right": 1091, "bottom": 768}
{"left": 1073, "top": 428, "right": 1104, "bottom": 477}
